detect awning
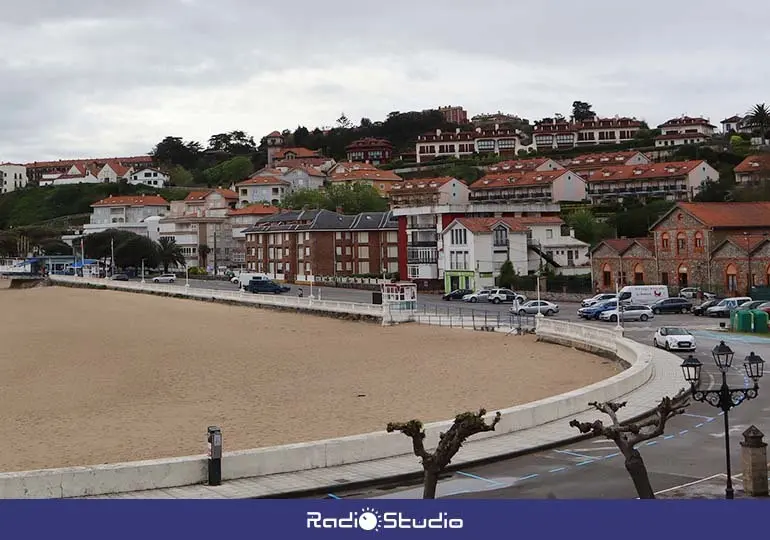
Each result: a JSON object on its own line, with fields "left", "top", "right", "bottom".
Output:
{"left": 70, "top": 259, "right": 99, "bottom": 268}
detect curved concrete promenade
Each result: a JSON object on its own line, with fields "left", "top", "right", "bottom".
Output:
{"left": 0, "top": 314, "right": 683, "bottom": 498}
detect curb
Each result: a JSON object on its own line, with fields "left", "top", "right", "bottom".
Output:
{"left": 255, "top": 397, "right": 684, "bottom": 499}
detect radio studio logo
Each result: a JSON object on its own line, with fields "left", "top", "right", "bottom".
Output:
{"left": 306, "top": 506, "right": 464, "bottom": 532}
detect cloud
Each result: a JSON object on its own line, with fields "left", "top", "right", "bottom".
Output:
{"left": 0, "top": 0, "right": 767, "bottom": 161}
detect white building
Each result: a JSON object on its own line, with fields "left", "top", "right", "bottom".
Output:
{"left": 415, "top": 125, "right": 524, "bottom": 163}
{"left": 235, "top": 175, "right": 292, "bottom": 206}
{"left": 533, "top": 116, "right": 643, "bottom": 151}
{"left": 655, "top": 116, "right": 716, "bottom": 147}
{"left": 519, "top": 216, "right": 591, "bottom": 276}
{"left": 0, "top": 163, "right": 28, "bottom": 193}
{"left": 440, "top": 217, "right": 530, "bottom": 291}
{"left": 83, "top": 195, "right": 170, "bottom": 236}
{"left": 39, "top": 164, "right": 103, "bottom": 186}
{"left": 469, "top": 170, "right": 587, "bottom": 204}
{"left": 280, "top": 166, "right": 325, "bottom": 191}
{"left": 128, "top": 168, "right": 169, "bottom": 187}
{"left": 97, "top": 161, "right": 132, "bottom": 183}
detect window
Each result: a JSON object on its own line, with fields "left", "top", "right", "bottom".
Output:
{"left": 449, "top": 251, "right": 469, "bottom": 270}
{"left": 726, "top": 263, "right": 738, "bottom": 292}
{"left": 661, "top": 233, "right": 670, "bottom": 250}
{"left": 694, "top": 232, "right": 704, "bottom": 250}
{"left": 546, "top": 229, "right": 553, "bottom": 239}
{"left": 450, "top": 228, "right": 467, "bottom": 245}
{"left": 335, "top": 246, "right": 342, "bottom": 256}
{"left": 493, "top": 226, "right": 508, "bottom": 246}
{"left": 345, "top": 262, "right": 352, "bottom": 271}
{"left": 345, "top": 246, "right": 352, "bottom": 256}
{"left": 358, "top": 232, "right": 369, "bottom": 243}
{"left": 408, "top": 266, "right": 420, "bottom": 278}
{"left": 634, "top": 264, "right": 644, "bottom": 285}
{"left": 676, "top": 232, "right": 687, "bottom": 253}
{"left": 304, "top": 246, "right": 310, "bottom": 257}
{"left": 335, "top": 232, "right": 342, "bottom": 240}
{"left": 602, "top": 264, "right": 612, "bottom": 287}
{"left": 358, "top": 246, "right": 369, "bottom": 259}
{"left": 661, "top": 272, "right": 669, "bottom": 285}
{"left": 387, "top": 231, "right": 397, "bottom": 243}
{"left": 359, "top": 261, "right": 370, "bottom": 274}
{"left": 678, "top": 264, "right": 688, "bottom": 287}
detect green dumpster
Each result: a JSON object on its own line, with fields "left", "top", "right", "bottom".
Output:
{"left": 750, "top": 310, "right": 769, "bottom": 333}
{"left": 733, "top": 310, "right": 753, "bottom": 332}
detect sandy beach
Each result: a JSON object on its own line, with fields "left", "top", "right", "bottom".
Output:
{"left": 0, "top": 287, "right": 621, "bottom": 472}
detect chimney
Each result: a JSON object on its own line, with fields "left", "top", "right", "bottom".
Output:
{"left": 455, "top": 127, "right": 461, "bottom": 134}
{"left": 436, "top": 129, "right": 442, "bottom": 136}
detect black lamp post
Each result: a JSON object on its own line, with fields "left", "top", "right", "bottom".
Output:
{"left": 680, "top": 342, "right": 765, "bottom": 500}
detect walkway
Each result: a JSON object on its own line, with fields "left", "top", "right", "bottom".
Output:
{"left": 85, "top": 334, "right": 685, "bottom": 499}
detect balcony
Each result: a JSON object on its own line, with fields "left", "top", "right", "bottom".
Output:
{"left": 406, "top": 221, "right": 436, "bottom": 230}
{"left": 408, "top": 241, "right": 438, "bottom": 248}
{"left": 407, "top": 247, "right": 438, "bottom": 264}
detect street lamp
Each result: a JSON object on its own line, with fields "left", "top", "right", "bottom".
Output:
{"left": 185, "top": 263, "right": 190, "bottom": 288}
{"left": 680, "top": 342, "right": 764, "bottom": 500}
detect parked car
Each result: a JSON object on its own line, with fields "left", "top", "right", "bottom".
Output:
{"left": 735, "top": 300, "right": 765, "bottom": 311}
{"left": 693, "top": 298, "right": 721, "bottom": 316}
{"left": 246, "top": 279, "right": 290, "bottom": 294}
{"left": 513, "top": 300, "right": 559, "bottom": 316}
{"left": 581, "top": 293, "right": 617, "bottom": 307}
{"left": 653, "top": 327, "right": 696, "bottom": 352}
{"left": 600, "top": 304, "right": 654, "bottom": 323}
{"left": 152, "top": 274, "right": 177, "bottom": 283}
{"left": 649, "top": 297, "right": 693, "bottom": 315}
{"left": 111, "top": 273, "right": 129, "bottom": 281}
{"left": 442, "top": 288, "right": 473, "bottom": 301}
{"left": 577, "top": 299, "right": 619, "bottom": 320}
{"left": 617, "top": 285, "right": 669, "bottom": 305}
{"left": 487, "top": 288, "right": 527, "bottom": 304}
{"left": 706, "top": 297, "right": 753, "bottom": 317}
{"left": 232, "top": 272, "right": 270, "bottom": 288}
{"left": 758, "top": 302, "right": 770, "bottom": 315}
{"left": 679, "top": 287, "right": 715, "bottom": 300}
{"left": 462, "top": 289, "right": 493, "bottom": 303}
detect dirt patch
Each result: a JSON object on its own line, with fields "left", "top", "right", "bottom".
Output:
{"left": 0, "top": 287, "right": 621, "bottom": 472}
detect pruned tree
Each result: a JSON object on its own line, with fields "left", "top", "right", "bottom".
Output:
{"left": 569, "top": 391, "right": 688, "bottom": 499}
{"left": 387, "top": 409, "right": 501, "bottom": 499}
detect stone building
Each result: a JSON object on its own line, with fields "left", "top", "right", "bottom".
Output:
{"left": 590, "top": 238, "right": 656, "bottom": 290}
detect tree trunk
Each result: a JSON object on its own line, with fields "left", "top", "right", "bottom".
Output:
{"left": 422, "top": 469, "right": 439, "bottom": 499}
{"left": 624, "top": 449, "right": 655, "bottom": 499}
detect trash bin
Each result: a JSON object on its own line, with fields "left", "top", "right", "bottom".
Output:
{"left": 751, "top": 310, "right": 769, "bottom": 333}
{"left": 733, "top": 310, "right": 753, "bottom": 332}
{"left": 372, "top": 291, "right": 383, "bottom": 305}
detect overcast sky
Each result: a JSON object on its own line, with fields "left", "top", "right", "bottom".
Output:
{"left": 1, "top": 0, "right": 767, "bottom": 162}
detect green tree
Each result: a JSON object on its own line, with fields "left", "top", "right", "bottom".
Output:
{"left": 745, "top": 103, "right": 770, "bottom": 144}
{"left": 280, "top": 184, "right": 387, "bottom": 213}
{"left": 566, "top": 209, "right": 613, "bottom": 245}
{"left": 38, "top": 239, "right": 72, "bottom": 255}
{"left": 169, "top": 165, "right": 195, "bottom": 186}
{"left": 571, "top": 101, "right": 595, "bottom": 122}
{"left": 157, "top": 237, "right": 185, "bottom": 273}
{"left": 203, "top": 156, "right": 254, "bottom": 187}
{"left": 731, "top": 134, "right": 752, "bottom": 156}
{"left": 280, "top": 189, "right": 328, "bottom": 210}
{"left": 152, "top": 136, "right": 202, "bottom": 170}
{"left": 115, "top": 234, "right": 160, "bottom": 269}
{"left": 498, "top": 260, "right": 515, "bottom": 289}
{"left": 0, "top": 231, "right": 18, "bottom": 256}
{"left": 207, "top": 131, "right": 257, "bottom": 155}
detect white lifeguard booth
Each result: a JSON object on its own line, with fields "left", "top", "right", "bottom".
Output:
{"left": 381, "top": 281, "right": 418, "bottom": 325}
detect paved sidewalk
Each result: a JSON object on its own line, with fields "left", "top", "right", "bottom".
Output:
{"left": 86, "top": 340, "right": 685, "bottom": 499}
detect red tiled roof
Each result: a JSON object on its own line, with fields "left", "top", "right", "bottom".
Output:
{"left": 330, "top": 169, "right": 402, "bottom": 182}
{"left": 517, "top": 216, "right": 565, "bottom": 225}
{"left": 345, "top": 137, "right": 393, "bottom": 150}
{"left": 276, "top": 158, "right": 330, "bottom": 168}
{"left": 470, "top": 170, "right": 573, "bottom": 190}
{"left": 184, "top": 188, "right": 239, "bottom": 201}
{"left": 567, "top": 151, "right": 647, "bottom": 167}
{"left": 595, "top": 237, "right": 652, "bottom": 255}
{"left": 658, "top": 116, "right": 716, "bottom": 129}
{"left": 453, "top": 217, "right": 529, "bottom": 233}
{"left": 723, "top": 234, "right": 769, "bottom": 253}
{"left": 654, "top": 132, "right": 709, "bottom": 140}
{"left": 26, "top": 156, "right": 151, "bottom": 168}
{"left": 103, "top": 160, "right": 130, "bottom": 177}
{"left": 267, "top": 131, "right": 282, "bottom": 137}
{"left": 227, "top": 204, "right": 280, "bottom": 216}
{"left": 389, "top": 177, "right": 456, "bottom": 194}
{"left": 274, "top": 147, "right": 321, "bottom": 159}
{"left": 582, "top": 161, "right": 704, "bottom": 183}
{"left": 734, "top": 155, "right": 770, "bottom": 173}
{"left": 92, "top": 195, "right": 169, "bottom": 207}
{"left": 676, "top": 202, "right": 770, "bottom": 228}
{"left": 721, "top": 116, "right": 744, "bottom": 124}
{"left": 235, "top": 175, "right": 290, "bottom": 187}
{"left": 253, "top": 167, "right": 285, "bottom": 176}
{"left": 576, "top": 117, "right": 643, "bottom": 129}
{"left": 288, "top": 164, "right": 326, "bottom": 177}
{"left": 486, "top": 158, "right": 554, "bottom": 172}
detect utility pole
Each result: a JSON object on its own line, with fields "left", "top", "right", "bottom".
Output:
{"left": 110, "top": 237, "right": 115, "bottom": 277}
{"left": 213, "top": 227, "right": 218, "bottom": 277}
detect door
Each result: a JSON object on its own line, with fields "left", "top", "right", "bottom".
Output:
{"left": 450, "top": 276, "right": 460, "bottom": 291}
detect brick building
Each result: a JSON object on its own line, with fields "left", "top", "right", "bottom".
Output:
{"left": 345, "top": 138, "right": 394, "bottom": 165}
{"left": 242, "top": 209, "right": 398, "bottom": 282}
{"left": 591, "top": 202, "right": 770, "bottom": 294}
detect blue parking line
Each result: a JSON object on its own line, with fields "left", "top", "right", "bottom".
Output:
{"left": 519, "top": 474, "right": 539, "bottom": 481}
{"left": 679, "top": 429, "right": 689, "bottom": 435}
{"left": 549, "top": 467, "right": 566, "bottom": 473}
{"left": 554, "top": 450, "right": 596, "bottom": 460}
{"left": 327, "top": 493, "right": 342, "bottom": 499}
{"left": 603, "top": 452, "right": 620, "bottom": 459}
{"left": 456, "top": 471, "right": 501, "bottom": 485}
{"left": 706, "top": 417, "right": 715, "bottom": 422}
{"left": 645, "top": 441, "right": 658, "bottom": 446}
{"left": 695, "top": 423, "right": 704, "bottom": 428}
{"left": 663, "top": 435, "right": 675, "bottom": 440}
{"left": 576, "top": 460, "right": 593, "bottom": 466}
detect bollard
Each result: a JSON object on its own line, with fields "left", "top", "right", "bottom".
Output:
{"left": 207, "top": 426, "right": 223, "bottom": 486}
{"left": 740, "top": 425, "right": 768, "bottom": 497}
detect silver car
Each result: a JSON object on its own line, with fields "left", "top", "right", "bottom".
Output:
{"left": 599, "top": 304, "right": 654, "bottom": 322}
{"left": 512, "top": 300, "right": 559, "bottom": 316}
{"left": 152, "top": 274, "right": 177, "bottom": 283}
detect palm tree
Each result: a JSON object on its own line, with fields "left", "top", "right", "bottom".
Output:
{"left": 745, "top": 103, "right": 770, "bottom": 145}
{"left": 157, "top": 237, "right": 185, "bottom": 273}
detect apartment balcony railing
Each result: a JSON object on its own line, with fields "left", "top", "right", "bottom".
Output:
{"left": 407, "top": 247, "right": 438, "bottom": 264}
{"left": 469, "top": 192, "right": 552, "bottom": 202}
{"left": 406, "top": 221, "right": 437, "bottom": 230}
{"left": 447, "top": 262, "right": 471, "bottom": 271}
{"left": 493, "top": 240, "right": 508, "bottom": 247}
{"left": 408, "top": 241, "right": 438, "bottom": 248}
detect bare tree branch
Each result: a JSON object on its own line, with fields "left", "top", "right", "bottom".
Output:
{"left": 386, "top": 420, "right": 431, "bottom": 461}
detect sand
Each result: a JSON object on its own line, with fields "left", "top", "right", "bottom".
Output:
{"left": 0, "top": 287, "right": 621, "bottom": 472}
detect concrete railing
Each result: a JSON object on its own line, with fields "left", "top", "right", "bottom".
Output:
{"left": 0, "top": 317, "right": 657, "bottom": 498}
{"left": 48, "top": 276, "right": 385, "bottom": 318}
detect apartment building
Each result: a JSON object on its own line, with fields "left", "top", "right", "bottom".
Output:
{"left": 582, "top": 160, "right": 718, "bottom": 204}
{"left": 533, "top": 116, "right": 642, "bottom": 150}
{"left": 520, "top": 216, "right": 590, "bottom": 275}
{"left": 26, "top": 155, "right": 152, "bottom": 185}
{"left": 345, "top": 138, "right": 394, "bottom": 165}
{"left": 734, "top": 155, "right": 770, "bottom": 185}
{"left": 0, "top": 163, "right": 28, "bottom": 193}
{"left": 469, "top": 170, "right": 587, "bottom": 204}
{"left": 242, "top": 209, "right": 399, "bottom": 282}
{"left": 591, "top": 202, "right": 770, "bottom": 294}
{"left": 328, "top": 166, "right": 402, "bottom": 196}
{"left": 235, "top": 175, "right": 292, "bottom": 206}
{"left": 486, "top": 158, "right": 564, "bottom": 173}
{"left": 435, "top": 105, "right": 469, "bottom": 124}
{"left": 128, "top": 168, "right": 170, "bottom": 187}
{"left": 159, "top": 189, "right": 238, "bottom": 269}
{"left": 226, "top": 204, "right": 280, "bottom": 266}
{"left": 83, "top": 195, "right": 170, "bottom": 237}
{"left": 415, "top": 125, "right": 523, "bottom": 163}
{"left": 654, "top": 116, "right": 716, "bottom": 147}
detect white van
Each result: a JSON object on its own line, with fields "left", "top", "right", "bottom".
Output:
{"left": 232, "top": 272, "right": 270, "bottom": 289}
{"left": 617, "top": 285, "right": 669, "bottom": 305}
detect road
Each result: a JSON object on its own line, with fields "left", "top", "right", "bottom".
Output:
{"left": 133, "top": 277, "right": 770, "bottom": 498}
